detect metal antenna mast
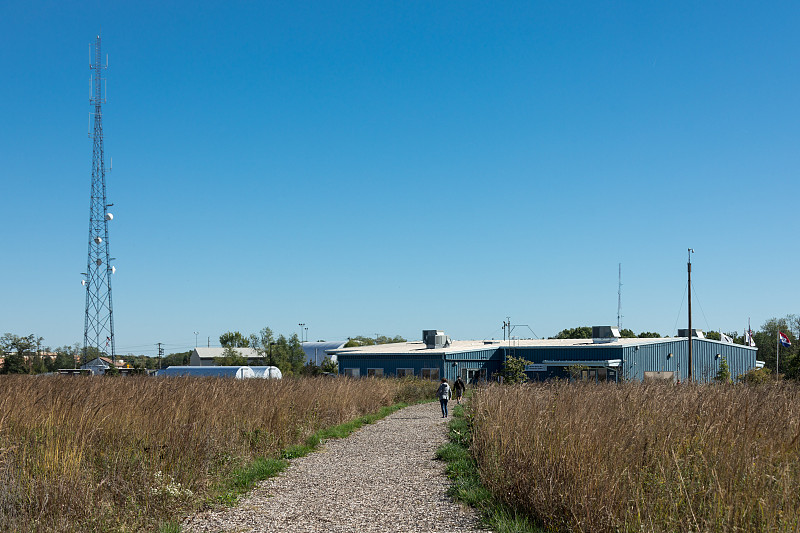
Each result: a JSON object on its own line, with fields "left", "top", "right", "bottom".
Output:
{"left": 83, "top": 34, "right": 116, "bottom": 361}
{"left": 617, "top": 263, "right": 622, "bottom": 329}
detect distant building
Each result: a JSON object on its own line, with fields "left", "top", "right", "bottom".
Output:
{"left": 300, "top": 341, "right": 346, "bottom": 366}
{"left": 190, "top": 347, "right": 262, "bottom": 366}
{"left": 80, "top": 356, "right": 127, "bottom": 375}
{"left": 331, "top": 328, "right": 764, "bottom": 383}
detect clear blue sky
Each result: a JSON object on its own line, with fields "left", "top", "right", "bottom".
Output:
{"left": 2, "top": 1, "right": 798, "bottom": 356}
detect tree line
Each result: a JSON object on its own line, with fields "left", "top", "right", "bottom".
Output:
{"left": 215, "top": 328, "right": 338, "bottom": 376}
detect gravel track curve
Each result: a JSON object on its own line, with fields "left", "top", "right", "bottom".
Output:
{"left": 182, "top": 401, "right": 485, "bottom": 532}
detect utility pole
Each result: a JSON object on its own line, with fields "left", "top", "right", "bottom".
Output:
{"left": 157, "top": 342, "right": 164, "bottom": 369}
{"left": 83, "top": 33, "right": 116, "bottom": 362}
{"left": 687, "top": 248, "right": 694, "bottom": 381}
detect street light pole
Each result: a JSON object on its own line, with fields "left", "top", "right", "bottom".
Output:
{"left": 194, "top": 331, "right": 199, "bottom": 348}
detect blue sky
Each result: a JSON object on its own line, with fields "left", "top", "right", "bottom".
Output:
{"left": 1, "top": 1, "right": 798, "bottom": 356}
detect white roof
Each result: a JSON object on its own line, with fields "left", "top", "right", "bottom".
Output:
{"left": 330, "top": 337, "right": 717, "bottom": 356}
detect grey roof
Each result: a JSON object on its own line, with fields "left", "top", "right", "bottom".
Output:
{"left": 301, "top": 341, "right": 346, "bottom": 364}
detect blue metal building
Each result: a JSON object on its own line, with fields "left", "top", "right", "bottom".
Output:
{"left": 331, "top": 328, "right": 763, "bottom": 383}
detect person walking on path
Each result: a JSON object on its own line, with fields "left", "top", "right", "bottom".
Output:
{"left": 454, "top": 376, "right": 465, "bottom": 404}
{"left": 437, "top": 378, "right": 452, "bottom": 418}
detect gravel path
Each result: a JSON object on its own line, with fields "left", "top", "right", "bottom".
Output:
{"left": 183, "top": 401, "right": 486, "bottom": 532}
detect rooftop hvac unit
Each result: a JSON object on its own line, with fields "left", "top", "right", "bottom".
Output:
{"left": 422, "top": 329, "right": 450, "bottom": 349}
{"left": 678, "top": 329, "right": 705, "bottom": 339}
{"left": 592, "top": 326, "right": 621, "bottom": 344}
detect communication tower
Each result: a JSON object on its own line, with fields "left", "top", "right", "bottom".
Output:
{"left": 82, "top": 34, "right": 116, "bottom": 361}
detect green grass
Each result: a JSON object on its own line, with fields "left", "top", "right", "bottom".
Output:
{"left": 436, "top": 404, "right": 542, "bottom": 533}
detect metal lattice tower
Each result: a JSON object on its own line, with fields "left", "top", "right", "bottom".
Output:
{"left": 83, "top": 34, "right": 116, "bottom": 361}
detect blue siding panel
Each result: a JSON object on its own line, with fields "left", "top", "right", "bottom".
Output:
{"left": 337, "top": 339, "right": 759, "bottom": 383}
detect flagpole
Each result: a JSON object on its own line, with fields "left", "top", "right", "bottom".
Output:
{"left": 777, "top": 330, "right": 780, "bottom": 380}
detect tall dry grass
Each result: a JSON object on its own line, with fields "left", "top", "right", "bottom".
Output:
{"left": 470, "top": 381, "right": 800, "bottom": 532}
{"left": 0, "top": 375, "right": 435, "bottom": 532}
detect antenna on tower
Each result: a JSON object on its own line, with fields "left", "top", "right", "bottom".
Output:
{"left": 83, "top": 33, "right": 116, "bottom": 363}
{"left": 617, "top": 263, "right": 623, "bottom": 329}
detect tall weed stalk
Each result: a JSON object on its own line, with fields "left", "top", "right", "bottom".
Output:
{"left": 470, "top": 381, "right": 800, "bottom": 532}
{"left": 0, "top": 375, "right": 436, "bottom": 532}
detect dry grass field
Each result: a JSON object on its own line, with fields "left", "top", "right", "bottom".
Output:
{"left": 0, "top": 375, "right": 436, "bottom": 532}
{"left": 470, "top": 381, "right": 800, "bottom": 532}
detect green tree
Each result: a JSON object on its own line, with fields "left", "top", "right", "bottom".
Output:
{"left": 1, "top": 333, "right": 36, "bottom": 374}
{"left": 705, "top": 331, "right": 722, "bottom": 341}
{"left": 619, "top": 328, "right": 636, "bottom": 338}
{"left": 302, "top": 360, "right": 321, "bottom": 376}
{"left": 715, "top": 357, "right": 731, "bottom": 383}
{"left": 1, "top": 352, "right": 28, "bottom": 374}
{"left": 754, "top": 316, "right": 798, "bottom": 378}
{"left": 214, "top": 346, "right": 248, "bottom": 366}
{"left": 637, "top": 331, "right": 662, "bottom": 338}
{"left": 553, "top": 327, "right": 593, "bottom": 339}
{"left": 320, "top": 356, "right": 338, "bottom": 374}
{"left": 163, "top": 351, "right": 191, "bottom": 367}
{"left": 54, "top": 345, "right": 78, "bottom": 369}
{"left": 287, "top": 334, "right": 306, "bottom": 374}
{"left": 344, "top": 335, "right": 407, "bottom": 347}
{"left": 499, "top": 355, "right": 531, "bottom": 384}
{"left": 249, "top": 327, "right": 274, "bottom": 364}
{"left": 219, "top": 331, "right": 250, "bottom": 348}
{"left": 738, "top": 366, "right": 772, "bottom": 385}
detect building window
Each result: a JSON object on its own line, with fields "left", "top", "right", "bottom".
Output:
{"left": 396, "top": 368, "right": 414, "bottom": 378}
{"left": 343, "top": 368, "right": 360, "bottom": 378}
{"left": 462, "top": 368, "right": 486, "bottom": 384}
{"left": 367, "top": 368, "right": 384, "bottom": 378}
{"left": 421, "top": 368, "right": 440, "bottom": 380}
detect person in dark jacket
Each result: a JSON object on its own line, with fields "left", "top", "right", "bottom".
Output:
{"left": 453, "top": 376, "right": 465, "bottom": 404}
{"left": 436, "top": 378, "right": 452, "bottom": 418}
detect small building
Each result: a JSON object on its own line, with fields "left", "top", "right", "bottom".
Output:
{"left": 331, "top": 328, "right": 764, "bottom": 383}
{"left": 190, "top": 347, "right": 262, "bottom": 366}
{"left": 300, "top": 341, "right": 346, "bottom": 366}
{"left": 80, "top": 356, "right": 127, "bottom": 375}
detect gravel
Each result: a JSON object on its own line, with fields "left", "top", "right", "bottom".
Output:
{"left": 182, "top": 401, "right": 486, "bottom": 532}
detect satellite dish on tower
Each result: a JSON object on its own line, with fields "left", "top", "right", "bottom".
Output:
{"left": 96, "top": 258, "right": 103, "bottom": 266}
{"left": 94, "top": 237, "right": 102, "bottom": 244}
{"left": 105, "top": 213, "right": 113, "bottom": 221}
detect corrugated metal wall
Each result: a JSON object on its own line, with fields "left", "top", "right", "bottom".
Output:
{"left": 621, "top": 339, "right": 757, "bottom": 382}
{"left": 337, "top": 339, "right": 758, "bottom": 383}
{"left": 337, "top": 348, "right": 503, "bottom": 381}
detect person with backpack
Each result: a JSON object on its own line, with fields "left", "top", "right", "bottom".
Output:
{"left": 437, "top": 378, "right": 452, "bottom": 418}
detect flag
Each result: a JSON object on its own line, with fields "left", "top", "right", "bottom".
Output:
{"left": 779, "top": 331, "right": 792, "bottom": 348}
{"left": 720, "top": 333, "right": 733, "bottom": 343}
{"left": 745, "top": 328, "right": 756, "bottom": 347}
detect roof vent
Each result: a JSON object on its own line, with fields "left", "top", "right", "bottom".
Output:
{"left": 423, "top": 330, "right": 450, "bottom": 349}
{"left": 592, "top": 326, "right": 621, "bottom": 344}
{"left": 678, "top": 329, "right": 705, "bottom": 339}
